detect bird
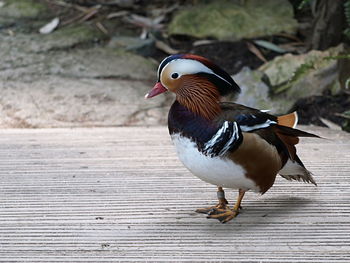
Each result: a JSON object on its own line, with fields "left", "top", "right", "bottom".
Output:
{"left": 145, "top": 54, "right": 318, "bottom": 223}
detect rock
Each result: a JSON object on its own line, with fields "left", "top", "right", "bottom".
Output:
{"left": 0, "top": 24, "right": 166, "bottom": 128}
{"left": 108, "top": 36, "right": 155, "bottom": 57}
{"left": 0, "top": 76, "right": 166, "bottom": 128}
{"left": 0, "top": 24, "right": 105, "bottom": 61}
{"left": 259, "top": 53, "right": 306, "bottom": 89}
{"left": 232, "top": 44, "right": 349, "bottom": 114}
{"left": 48, "top": 47, "right": 157, "bottom": 80}
{"left": 0, "top": 45, "right": 157, "bottom": 82}
{"left": 230, "top": 67, "right": 288, "bottom": 114}
{"left": 259, "top": 44, "right": 347, "bottom": 112}
{"left": 38, "top": 25, "right": 106, "bottom": 52}
{"left": 168, "top": 0, "right": 297, "bottom": 41}
{"left": 231, "top": 67, "right": 271, "bottom": 110}
{"left": 340, "top": 110, "right": 350, "bottom": 132}
{"left": 0, "top": 0, "right": 49, "bottom": 28}
{"left": 0, "top": 24, "right": 116, "bottom": 82}
{"left": 260, "top": 44, "right": 345, "bottom": 91}
{"left": 0, "top": 0, "right": 47, "bottom": 19}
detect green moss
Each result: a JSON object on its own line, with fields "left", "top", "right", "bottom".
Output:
{"left": 0, "top": 0, "right": 47, "bottom": 19}
{"left": 339, "top": 110, "right": 350, "bottom": 132}
{"left": 261, "top": 45, "right": 346, "bottom": 95}
{"left": 40, "top": 25, "right": 106, "bottom": 51}
{"left": 273, "top": 62, "right": 315, "bottom": 94}
{"left": 168, "top": 0, "right": 297, "bottom": 40}
{"left": 47, "top": 25, "right": 103, "bottom": 42}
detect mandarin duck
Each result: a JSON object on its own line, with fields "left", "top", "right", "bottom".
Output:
{"left": 145, "top": 54, "right": 318, "bottom": 223}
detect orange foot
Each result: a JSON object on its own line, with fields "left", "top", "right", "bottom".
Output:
{"left": 197, "top": 188, "right": 246, "bottom": 223}
{"left": 206, "top": 206, "right": 240, "bottom": 223}
{"left": 195, "top": 203, "right": 228, "bottom": 215}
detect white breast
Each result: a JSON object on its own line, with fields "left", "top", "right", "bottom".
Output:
{"left": 171, "top": 134, "right": 260, "bottom": 192}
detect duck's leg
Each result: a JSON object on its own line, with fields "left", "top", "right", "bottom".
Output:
{"left": 207, "top": 189, "right": 246, "bottom": 223}
{"left": 195, "top": 187, "right": 228, "bottom": 214}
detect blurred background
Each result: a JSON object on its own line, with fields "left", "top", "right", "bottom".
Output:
{"left": 0, "top": 0, "right": 349, "bottom": 131}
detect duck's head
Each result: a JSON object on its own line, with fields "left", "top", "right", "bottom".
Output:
{"left": 145, "top": 54, "right": 240, "bottom": 119}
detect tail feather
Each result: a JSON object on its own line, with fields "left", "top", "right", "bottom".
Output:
{"left": 275, "top": 125, "right": 320, "bottom": 138}
{"left": 276, "top": 111, "right": 318, "bottom": 186}
{"left": 279, "top": 159, "right": 317, "bottom": 186}
{"left": 277, "top": 111, "right": 298, "bottom": 128}
{"left": 273, "top": 125, "right": 319, "bottom": 161}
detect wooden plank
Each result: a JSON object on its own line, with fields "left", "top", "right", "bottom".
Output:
{"left": 0, "top": 126, "right": 349, "bottom": 262}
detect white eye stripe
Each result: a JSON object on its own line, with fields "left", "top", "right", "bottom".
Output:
{"left": 165, "top": 59, "right": 211, "bottom": 75}
{"left": 161, "top": 59, "right": 232, "bottom": 86}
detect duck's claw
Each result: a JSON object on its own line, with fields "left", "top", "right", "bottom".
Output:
{"left": 207, "top": 207, "right": 240, "bottom": 223}
{"left": 196, "top": 188, "right": 246, "bottom": 223}
{"left": 196, "top": 205, "right": 223, "bottom": 214}
{"left": 195, "top": 201, "right": 228, "bottom": 214}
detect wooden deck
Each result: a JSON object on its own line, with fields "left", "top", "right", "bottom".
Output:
{"left": 0, "top": 126, "right": 349, "bottom": 262}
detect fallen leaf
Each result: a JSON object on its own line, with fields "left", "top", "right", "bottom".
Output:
{"left": 335, "top": 111, "right": 350, "bottom": 119}
{"left": 346, "top": 78, "right": 350, "bottom": 90}
{"left": 7, "top": 29, "right": 14, "bottom": 36}
{"left": 274, "top": 32, "right": 302, "bottom": 42}
{"left": 123, "top": 14, "right": 163, "bottom": 30}
{"left": 279, "top": 42, "right": 306, "bottom": 53}
{"left": 192, "top": 40, "right": 217, "bottom": 46}
{"left": 107, "top": 11, "right": 129, "bottom": 19}
{"left": 246, "top": 42, "right": 267, "bottom": 63}
{"left": 96, "top": 22, "right": 108, "bottom": 35}
{"left": 110, "top": 0, "right": 136, "bottom": 8}
{"left": 155, "top": 40, "right": 179, "bottom": 54}
{"left": 319, "top": 117, "right": 342, "bottom": 130}
{"left": 79, "top": 8, "right": 99, "bottom": 22}
{"left": 254, "top": 40, "right": 287, "bottom": 53}
{"left": 39, "top": 17, "right": 60, "bottom": 34}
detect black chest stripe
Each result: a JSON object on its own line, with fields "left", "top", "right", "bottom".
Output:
{"left": 168, "top": 101, "right": 243, "bottom": 157}
{"left": 203, "top": 121, "right": 242, "bottom": 157}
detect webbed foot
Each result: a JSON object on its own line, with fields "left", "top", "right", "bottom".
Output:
{"left": 196, "top": 188, "right": 246, "bottom": 223}
{"left": 207, "top": 206, "right": 240, "bottom": 223}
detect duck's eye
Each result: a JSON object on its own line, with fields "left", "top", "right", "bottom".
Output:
{"left": 171, "top": 73, "right": 179, "bottom": 79}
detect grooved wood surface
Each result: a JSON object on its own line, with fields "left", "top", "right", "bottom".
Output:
{"left": 0, "top": 127, "right": 349, "bottom": 262}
